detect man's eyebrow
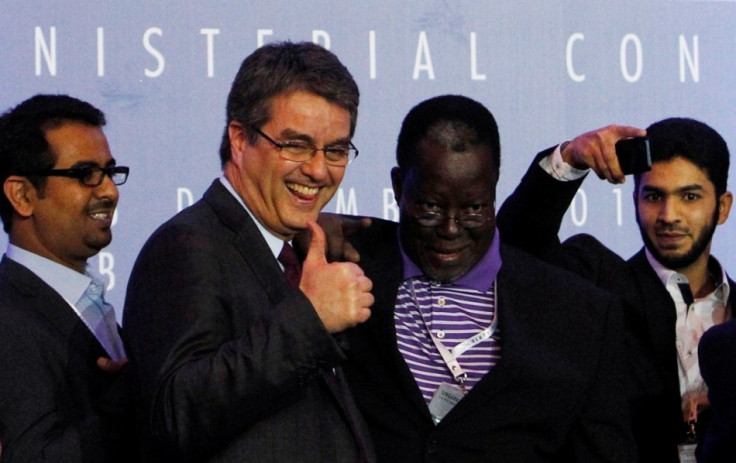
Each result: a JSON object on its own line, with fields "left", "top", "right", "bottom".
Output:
{"left": 280, "top": 128, "right": 351, "bottom": 146}
{"left": 67, "top": 159, "right": 117, "bottom": 169}
{"left": 279, "top": 128, "right": 313, "bottom": 143}
{"left": 641, "top": 184, "right": 704, "bottom": 194}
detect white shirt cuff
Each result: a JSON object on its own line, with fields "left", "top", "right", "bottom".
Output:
{"left": 539, "top": 144, "right": 589, "bottom": 181}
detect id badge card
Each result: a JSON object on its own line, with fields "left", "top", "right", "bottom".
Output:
{"left": 678, "top": 399, "right": 699, "bottom": 462}
{"left": 677, "top": 443, "right": 696, "bottom": 463}
{"left": 428, "top": 382, "right": 465, "bottom": 424}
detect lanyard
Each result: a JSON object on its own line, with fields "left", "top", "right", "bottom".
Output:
{"left": 410, "top": 278, "right": 498, "bottom": 384}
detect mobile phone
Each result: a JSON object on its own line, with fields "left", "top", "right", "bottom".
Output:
{"left": 615, "top": 136, "right": 651, "bottom": 175}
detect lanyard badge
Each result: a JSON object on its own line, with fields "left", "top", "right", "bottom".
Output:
{"left": 414, "top": 279, "right": 498, "bottom": 424}
{"left": 429, "top": 381, "right": 466, "bottom": 424}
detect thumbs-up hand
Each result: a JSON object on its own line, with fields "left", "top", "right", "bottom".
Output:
{"left": 299, "top": 220, "right": 373, "bottom": 333}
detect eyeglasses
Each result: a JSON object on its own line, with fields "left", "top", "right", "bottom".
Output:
{"left": 251, "top": 126, "right": 358, "bottom": 166}
{"left": 19, "top": 166, "right": 130, "bottom": 187}
{"left": 412, "top": 211, "right": 491, "bottom": 229}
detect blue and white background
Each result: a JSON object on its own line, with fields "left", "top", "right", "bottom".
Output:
{"left": 1, "top": 0, "right": 735, "bottom": 315}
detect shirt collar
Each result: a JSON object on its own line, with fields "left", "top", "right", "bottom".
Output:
{"left": 400, "top": 228, "right": 502, "bottom": 292}
{"left": 645, "top": 247, "right": 730, "bottom": 302}
{"left": 5, "top": 243, "right": 92, "bottom": 305}
{"left": 219, "top": 175, "right": 285, "bottom": 259}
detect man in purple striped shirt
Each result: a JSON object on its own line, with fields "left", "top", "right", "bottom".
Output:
{"left": 338, "top": 95, "right": 636, "bottom": 462}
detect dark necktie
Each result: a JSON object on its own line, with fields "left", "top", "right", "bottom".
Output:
{"left": 279, "top": 242, "right": 368, "bottom": 461}
{"left": 278, "top": 241, "right": 301, "bottom": 288}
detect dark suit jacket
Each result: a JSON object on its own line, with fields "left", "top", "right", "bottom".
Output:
{"left": 0, "top": 256, "right": 134, "bottom": 462}
{"left": 697, "top": 320, "right": 736, "bottom": 463}
{"left": 123, "top": 180, "right": 375, "bottom": 462}
{"left": 342, "top": 218, "right": 635, "bottom": 462}
{"left": 496, "top": 149, "right": 736, "bottom": 462}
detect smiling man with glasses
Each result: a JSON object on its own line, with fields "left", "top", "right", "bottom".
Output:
{"left": 335, "top": 95, "right": 636, "bottom": 462}
{"left": 250, "top": 125, "right": 358, "bottom": 166}
{"left": 123, "top": 41, "right": 375, "bottom": 462}
{"left": 17, "top": 165, "right": 129, "bottom": 187}
{"left": 0, "top": 94, "right": 134, "bottom": 462}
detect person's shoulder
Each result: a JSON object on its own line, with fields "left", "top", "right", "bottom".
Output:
{"left": 500, "top": 245, "right": 623, "bottom": 343}
{"left": 563, "top": 233, "right": 625, "bottom": 261}
{"left": 563, "top": 233, "right": 606, "bottom": 249}
{"left": 0, "top": 259, "right": 51, "bottom": 307}
{"left": 699, "top": 320, "right": 736, "bottom": 384}
{"left": 500, "top": 243, "right": 579, "bottom": 281}
{"left": 701, "top": 320, "right": 736, "bottom": 347}
{"left": 0, "top": 281, "right": 61, "bottom": 346}
{"left": 141, "top": 190, "right": 221, "bottom": 246}
{"left": 500, "top": 243, "right": 617, "bottom": 301}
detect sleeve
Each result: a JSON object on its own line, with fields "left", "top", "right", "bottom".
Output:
{"left": 541, "top": 143, "right": 590, "bottom": 181}
{"left": 122, "top": 222, "right": 345, "bottom": 460}
{"left": 567, "top": 294, "right": 637, "bottom": 462}
{"left": 497, "top": 148, "right": 587, "bottom": 258}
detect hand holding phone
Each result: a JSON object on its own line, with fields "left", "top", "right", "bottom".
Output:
{"left": 615, "top": 136, "right": 651, "bottom": 175}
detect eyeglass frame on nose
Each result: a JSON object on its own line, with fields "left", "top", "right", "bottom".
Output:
{"left": 16, "top": 165, "right": 130, "bottom": 187}
{"left": 250, "top": 125, "right": 359, "bottom": 167}
{"left": 405, "top": 199, "right": 492, "bottom": 229}
{"left": 411, "top": 211, "right": 492, "bottom": 229}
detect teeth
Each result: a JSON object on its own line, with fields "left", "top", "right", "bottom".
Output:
{"left": 287, "top": 183, "right": 318, "bottom": 196}
{"left": 90, "top": 212, "right": 109, "bottom": 219}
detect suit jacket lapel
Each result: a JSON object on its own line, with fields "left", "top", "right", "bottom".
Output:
{"left": 629, "top": 251, "right": 736, "bottom": 383}
{"left": 352, "top": 223, "right": 433, "bottom": 419}
{"left": 439, "top": 247, "right": 520, "bottom": 425}
{"left": 200, "top": 181, "right": 376, "bottom": 453}
{"left": 369, "top": 291, "right": 431, "bottom": 417}
{"left": 0, "top": 256, "right": 107, "bottom": 359}
{"left": 201, "top": 180, "right": 288, "bottom": 304}
{"left": 628, "top": 251, "right": 682, "bottom": 391}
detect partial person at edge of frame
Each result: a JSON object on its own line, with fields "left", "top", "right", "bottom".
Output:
{"left": 497, "top": 116, "right": 733, "bottom": 462}
{"left": 0, "top": 93, "right": 135, "bottom": 462}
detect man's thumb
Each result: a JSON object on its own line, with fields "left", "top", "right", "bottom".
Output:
{"left": 304, "top": 220, "right": 327, "bottom": 264}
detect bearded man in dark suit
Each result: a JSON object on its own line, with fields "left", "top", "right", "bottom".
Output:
{"left": 497, "top": 117, "right": 734, "bottom": 462}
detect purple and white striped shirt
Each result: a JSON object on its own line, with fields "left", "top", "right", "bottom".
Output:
{"left": 395, "top": 231, "right": 503, "bottom": 403}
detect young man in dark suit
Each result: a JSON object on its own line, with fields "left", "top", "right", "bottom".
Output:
{"left": 0, "top": 94, "right": 133, "bottom": 462}
{"left": 123, "top": 41, "right": 375, "bottom": 462}
{"left": 339, "top": 95, "right": 635, "bottom": 462}
{"left": 497, "top": 118, "right": 734, "bottom": 462}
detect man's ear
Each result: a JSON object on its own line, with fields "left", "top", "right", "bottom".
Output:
{"left": 716, "top": 191, "right": 733, "bottom": 225}
{"left": 3, "top": 176, "right": 36, "bottom": 218}
{"left": 228, "top": 121, "right": 247, "bottom": 166}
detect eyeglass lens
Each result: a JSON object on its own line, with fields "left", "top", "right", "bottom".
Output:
{"left": 415, "top": 213, "right": 488, "bottom": 228}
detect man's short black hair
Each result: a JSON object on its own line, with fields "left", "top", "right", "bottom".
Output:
{"left": 0, "top": 94, "right": 106, "bottom": 232}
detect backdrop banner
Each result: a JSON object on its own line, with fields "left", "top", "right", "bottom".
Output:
{"left": 1, "top": 0, "right": 735, "bottom": 314}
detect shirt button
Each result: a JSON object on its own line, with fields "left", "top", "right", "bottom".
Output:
{"left": 438, "top": 297, "right": 446, "bottom": 307}
{"left": 436, "top": 330, "right": 445, "bottom": 339}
